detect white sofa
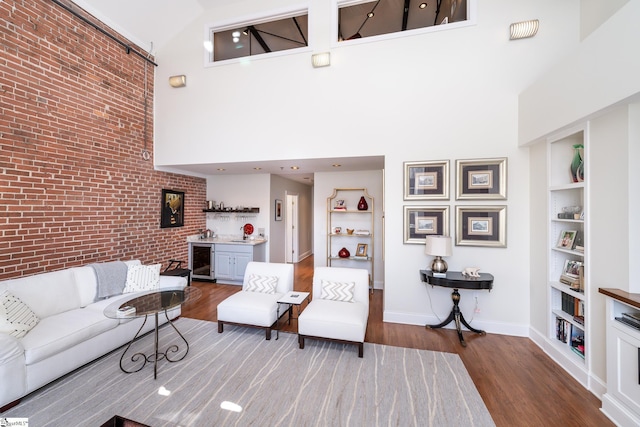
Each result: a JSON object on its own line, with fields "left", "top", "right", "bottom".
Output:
{"left": 298, "top": 267, "right": 370, "bottom": 357}
{"left": 217, "top": 262, "right": 294, "bottom": 340}
{"left": 0, "top": 260, "right": 187, "bottom": 411}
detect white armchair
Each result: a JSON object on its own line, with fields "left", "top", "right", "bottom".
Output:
{"left": 298, "top": 267, "right": 369, "bottom": 357}
{"left": 217, "top": 262, "right": 293, "bottom": 340}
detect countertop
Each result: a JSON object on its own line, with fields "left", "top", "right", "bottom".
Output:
{"left": 186, "top": 235, "right": 267, "bottom": 246}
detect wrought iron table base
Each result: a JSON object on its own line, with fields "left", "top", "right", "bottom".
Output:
{"left": 119, "top": 311, "right": 189, "bottom": 379}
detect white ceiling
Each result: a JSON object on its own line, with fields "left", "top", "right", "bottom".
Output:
{"left": 70, "top": 0, "right": 387, "bottom": 184}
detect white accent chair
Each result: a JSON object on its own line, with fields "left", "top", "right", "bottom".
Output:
{"left": 298, "top": 267, "right": 369, "bottom": 357}
{"left": 217, "top": 262, "right": 294, "bottom": 340}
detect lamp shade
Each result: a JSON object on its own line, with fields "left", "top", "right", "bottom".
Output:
{"left": 424, "top": 235, "right": 452, "bottom": 257}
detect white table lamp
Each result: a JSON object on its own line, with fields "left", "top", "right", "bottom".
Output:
{"left": 425, "top": 236, "right": 452, "bottom": 277}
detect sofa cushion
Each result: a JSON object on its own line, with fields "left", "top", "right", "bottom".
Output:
{"left": 298, "top": 299, "right": 368, "bottom": 343}
{"left": 123, "top": 264, "right": 161, "bottom": 293}
{"left": 245, "top": 274, "right": 278, "bottom": 294}
{"left": 3, "top": 269, "right": 81, "bottom": 319}
{"left": 0, "top": 290, "right": 40, "bottom": 338}
{"left": 217, "top": 291, "right": 283, "bottom": 327}
{"left": 20, "top": 308, "right": 118, "bottom": 365}
{"left": 320, "top": 280, "right": 355, "bottom": 302}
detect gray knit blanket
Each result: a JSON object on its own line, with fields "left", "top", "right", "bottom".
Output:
{"left": 90, "top": 261, "right": 128, "bottom": 300}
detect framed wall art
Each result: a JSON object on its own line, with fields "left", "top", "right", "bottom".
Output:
{"left": 455, "top": 205, "right": 506, "bottom": 247}
{"left": 275, "top": 199, "right": 283, "bottom": 221}
{"left": 403, "top": 206, "right": 450, "bottom": 244}
{"left": 403, "top": 160, "right": 449, "bottom": 200}
{"left": 455, "top": 157, "right": 507, "bottom": 200}
{"left": 161, "top": 189, "right": 184, "bottom": 228}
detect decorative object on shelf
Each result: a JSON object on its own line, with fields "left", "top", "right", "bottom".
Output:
{"left": 462, "top": 267, "right": 481, "bottom": 278}
{"left": 334, "top": 227, "right": 342, "bottom": 234}
{"left": 206, "top": 200, "right": 216, "bottom": 210}
{"left": 404, "top": 206, "right": 449, "bottom": 244}
{"left": 403, "top": 160, "right": 450, "bottom": 200}
{"left": 570, "top": 144, "right": 584, "bottom": 183}
{"left": 455, "top": 157, "right": 507, "bottom": 200}
{"left": 556, "top": 230, "right": 577, "bottom": 249}
{"left": 355, "top": 243, "right": 368, "bottom": 258}
{"left": 275, "top": 199, "right": 283, "bottom": 221}
{"left": 346, "top": 228, "right": 354, "bottom": 235}
{"left": 357, "top": 196, "right": 369, "bottom": 211}
{"left": 243, "top": 223, "right": 254, "bottom": 236}
{"left": 455, "top": 205, "right": 507, "bottom": 247}
{"left": 334, "top": 199, "right": 346, "bottom": 210}
{"left": 338, "top": 247, "right": 350, "bottom": 258}
{"left": 161, "top": 189, "right": 185, "bottom": 228}
{"left": 424, "top": 235, "right": 452, "bottom": 277}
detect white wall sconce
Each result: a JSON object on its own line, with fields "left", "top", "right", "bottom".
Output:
{"left": 509, "top": 19, "right": 539, "bottom": 40}
{"left": 311, "top": 52, "right": 331, "bottom": 68}
{"left": 168, "top": 75, "right": 186, "bottom": 88}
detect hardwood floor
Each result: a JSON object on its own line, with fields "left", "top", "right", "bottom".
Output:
{"left": 181, "top": 256, "right": 612, "bottom": 427}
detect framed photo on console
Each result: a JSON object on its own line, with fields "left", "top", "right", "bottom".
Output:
{"left": 404, "top": 206, "right": 449, "bottom": 244}
{"left": 403, "top": 160, "right": 449, "bottom": 200}
{"left": 456, "top": 157, "right": 507, "bottom": 200}
{"left": 161, "top": 189, "right": 184, "bottom": 228}
{"left": 455, "top": 205, "right": 506, "bottom": 247}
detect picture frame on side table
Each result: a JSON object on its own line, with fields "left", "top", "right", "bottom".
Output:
{"left": 161, "top": 189, "right": 185, "bottom": 228}
{"left": 403, "top": 160, "right": 449, "bottom": 200}
{"left": 456, "top": 157, "right": 507, "bottom": 200}
{"left": 455, "top": 205, "right": 506, "bottom": 247}
{"left": 404, "top": 206, "right": 449, "bottom": 244}
{"left": 275, "top": 199, "right": 283, "bottom": 221}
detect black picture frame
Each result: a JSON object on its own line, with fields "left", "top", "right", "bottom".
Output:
{"left": 403, "top": 160, "right": 449, "bottom": 200}
{"left": 161, "top": 189, "right": 185, "bottom": 228}
{"left": 403, "top": 206, "right": 449, "bottom": 244}
{"left": 455, "top": 205, "right": 506, "bottom": 247}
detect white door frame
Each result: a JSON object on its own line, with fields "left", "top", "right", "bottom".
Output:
{"left": 285, "top": 193, "right": 299, "bottom": 263}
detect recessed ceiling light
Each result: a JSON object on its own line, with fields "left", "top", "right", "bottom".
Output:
{"left": 332, "top": 164, "right": 341, "bottom": 167}
{"left": 232, "top": 31, "right": 240, "bottom": 38}
{"left": 367, "top": 12, "right": 374, "bottom": 18}
{"left": 217, "top": 168, "right": 226, "bottom": 171}
{"left": 253, "top": 167, "right": 261, "bottom": 170}
{"left": 419, "top": 3, "right": 427, "bottom": 9}
{"left": 291, "top": 166, "right": 300, "bottom": 170}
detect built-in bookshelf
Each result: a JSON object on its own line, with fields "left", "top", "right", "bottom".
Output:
{"left": 546, "top": 125, "right": 589, "bottom": 378}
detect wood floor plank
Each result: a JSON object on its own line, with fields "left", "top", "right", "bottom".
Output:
{"left": 180, "top": 256, "right": 613, "bottom": 427}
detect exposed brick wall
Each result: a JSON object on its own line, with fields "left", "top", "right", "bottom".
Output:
{"left": 0, "top": 0, "right": 206, "bottom": 280}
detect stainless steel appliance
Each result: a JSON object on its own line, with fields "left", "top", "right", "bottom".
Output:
{"left": 188, "top": 243, "right": 216, "bottom": 282}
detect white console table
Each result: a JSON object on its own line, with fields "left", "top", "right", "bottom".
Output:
{"left": 599, "top": 288, "right": 640, "bottom": 427}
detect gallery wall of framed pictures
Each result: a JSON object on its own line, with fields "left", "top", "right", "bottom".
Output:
{"left": 402, "top": 157, "right": 507, "bottom": 247}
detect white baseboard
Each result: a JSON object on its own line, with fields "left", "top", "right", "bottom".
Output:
{"left": 383, "top": 310, "right": 529, "bottom": 337}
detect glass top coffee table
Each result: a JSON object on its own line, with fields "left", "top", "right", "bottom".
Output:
{"left": 104, "top": 287, "right": 201, "bottom": 379}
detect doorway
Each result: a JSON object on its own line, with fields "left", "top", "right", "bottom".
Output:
{"left": 285, "top": 193, "right": 299, "bottom": 263}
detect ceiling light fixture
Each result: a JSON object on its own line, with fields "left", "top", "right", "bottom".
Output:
{"left": 242, "top": 28, "right": 249, "bottom": 36}
{"left": 168, "top": 75, "right": 186, "bottom": 88}
{"left": 367, "top": 12, "right": 374, "bottom": 18}
{"left": 291, "top": 166, "right": 300, "bottom": 170}
{"left": 332, "top": 164, "right": 341, "bottom": 168}
{"left": 253, "top": 167, "right": 262, "bottom": 170}
{"left": 312, "top": 52, "right": 331, "bottom": 68}
{"left": 419, "top": 3, "right": 427, "bottom": 9}
{"left": 509, "top": 19, "right": 539, "bottom": 40}
{"left": 217, "top": 168, "right": 226, "bottom": 171}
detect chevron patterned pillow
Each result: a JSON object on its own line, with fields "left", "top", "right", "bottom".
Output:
{"left": 320, "top": 280, "right": 355, "bottom": 302}
{"left": 245, "top": 274, "right": 278, "bottom": 294}
{"left": 0, "top": 290, "right": 40, "bottom": 338}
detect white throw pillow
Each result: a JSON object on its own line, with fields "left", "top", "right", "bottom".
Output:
{"left": 320, "top": 280, "right": 355, "bottom": 302}
{"left": 123, "top": 264, "right": 161, "bottom": 293}
{"left": 245, "top": 274, "right": 278, "bottom": 294}
{"left": 0, "top": 290, "right": 40, "bottom": 338}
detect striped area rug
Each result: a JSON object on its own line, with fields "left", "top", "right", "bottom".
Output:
{"left": 5, "top": 318, "right": 495, "bottom": 426}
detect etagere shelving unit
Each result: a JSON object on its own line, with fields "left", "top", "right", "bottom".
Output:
{"left": 327, "top": 188, "right": 374, "bottom": 292}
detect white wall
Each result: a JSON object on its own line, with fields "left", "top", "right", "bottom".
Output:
{"left": 154, "top": 0, "right": 582, "bottom": 335}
